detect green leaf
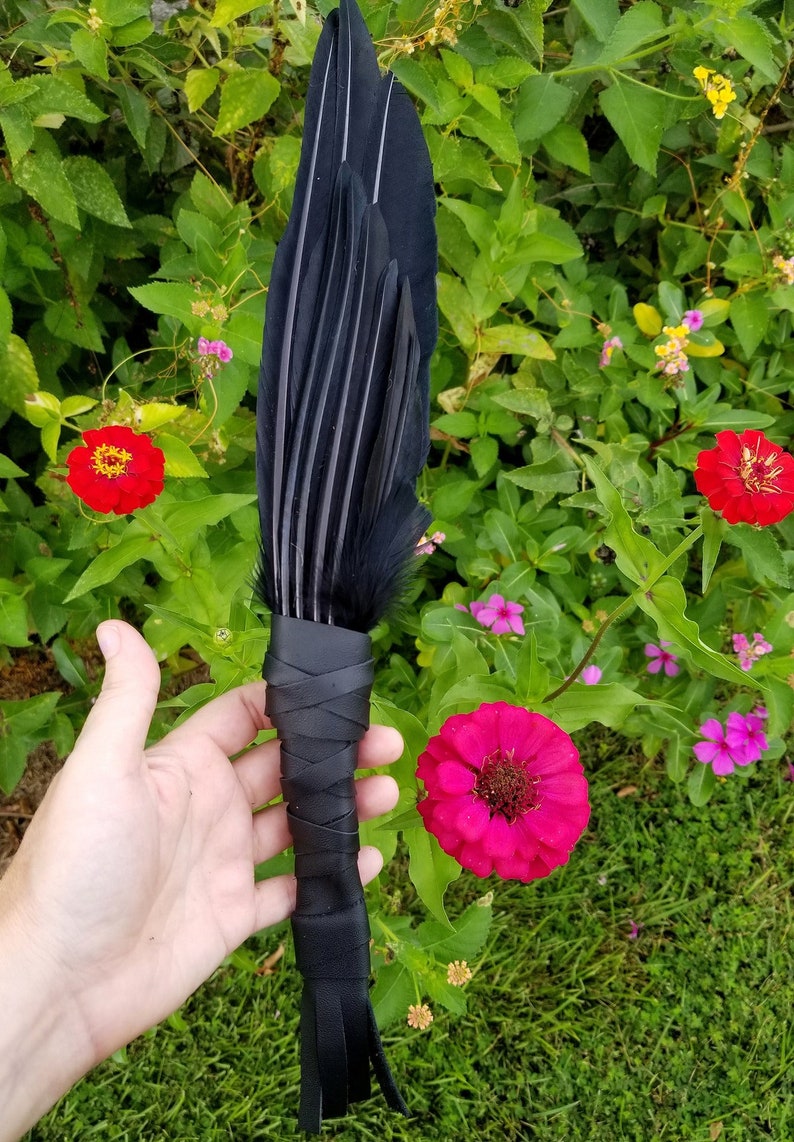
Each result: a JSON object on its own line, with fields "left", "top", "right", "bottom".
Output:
{"left": 470, "top": 436, "right": 498, "bottom": 478}
{"left": 157, "top": 433, "right": 209, "bottom": 478}
{"left": 593, "top": 1, "right": 666, "bottom": 66}
{"left": 185, "top": 67, "right": 220, "bottom": 113}
{"left": 479, "top": 324, "right": 555, "bottom": 359}
{"left": 599, "top": 77, "right": 675, "bottom": 176}
{"left": 726, "top": 523, "right": 789, "bottom": 588}
{"left": 0, "top": 286, "right": 11, "bottom": 347}
{"left": 514, "top": 74, "right": 573, "bottom": 142}
{"left": 210, "top": 0, "right": 267, "bottom": 24}
{"left": 507, "top": 455, "right": 579, "bottom": 497}
{"left": 475, "top": 58, "right": 537, "bottom": 89}
{"left": 44, "top": 300, "right": 105, "bottom": 352}
{"left": 0, "top": 591, "right": 29, "bottom": 645}
{"left": 459, "top": 109, "right": 520, "bottom": 165}
{"left": 582, "top": 455, "right": 665, "bottom": 583}
{"left": 665, "top": 735, "right": 687, "bottom": 784}
{"left": 0, "top": 334, "right": 40, "bottom": 413}
{"left": 571, "top": 0, "right": 619, "bottom": 41}
{"left": 214, "top": 70, "right": 280, "bottom": 136}
{"left": 1, "top": 691, "right": 61, "bottom": 736}
{"left": 688, "top": 761, "right": 715, "bottom": 807}
{"left": 0, "top": 454, "right": 26, "bottom": 478}
{"left": 433, "top": 411, "right": 478, "bottom": 438}
{"left": 714, "top": 14, "right": 777, "bottom": 82}
{"left": 65, "top": 536, "right": 156, "bottom": 601}
{"left": 493, "top": 386, "right": 553, "bottom": 425}
{"left": 370, "top": 961, "right": 415, "bottom": 1029}
{"left": 440, "top": 48, "right": 473, "bottom": 89}
{"left": 0, "top": 735, "right": 27, "bottom": 794}
{"left": 437, "top": 273, "right": 477, "bottom": 351}
{"left": 405, "top": 826, "right": 460, "bottom": 926}
{"left": 545, "top": 682, "right": 642, "bottom": 734}
{"left": 14, "top": 151, "right": 79, "bottom": 228}
{"left": 71, "top": 27, "right": 109, "bottom": 79}
{"left": 700, "top": 508, "right": 725, "bottom": 594}
{"left": 116, "top": 82, "right": 150, "bottom": 152}
{"left": 542, "top": 122, "right": 590, "bottom": 174}
{"left": 729, "top": 291, "right": 770, "bottom": 359}
{"left": 128, "top": 282, "right": 202, "bottom": 323}
{"left": 0, "top": 104, "right": 33, "bottom": 164}
{"left": 51, "top": 636, "right": 89, "bottom": 687}
{"left": 27, "top": 77, "right": 105, "bottom": 123}
{"left": 156, "top": 493, "right": 257, "bottom": 550}
{"left": 62, "top": 156, "right": 131, "bottom": 228}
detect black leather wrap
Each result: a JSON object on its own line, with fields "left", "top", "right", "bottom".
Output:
{"left": 264, "top": 614, "right": 407, "bottom": 1132}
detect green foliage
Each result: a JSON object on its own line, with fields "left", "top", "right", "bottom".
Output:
{"left": 2, "top": 0, "right": 794, "bottom": 1033}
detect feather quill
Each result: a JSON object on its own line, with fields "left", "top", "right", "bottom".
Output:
{"left": 255, "top": 0, "right": 437, "bottom": 1129}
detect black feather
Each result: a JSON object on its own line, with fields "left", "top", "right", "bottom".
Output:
{"left": 255, "top": 0, "right": 437, "bottom": 631}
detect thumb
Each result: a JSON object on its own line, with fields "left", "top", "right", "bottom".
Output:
{"left": 75, "top": 620, "right": 161, "bottom": 765}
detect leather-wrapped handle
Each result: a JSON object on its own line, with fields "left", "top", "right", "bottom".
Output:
{"left": 264, "top": 614, "right": 407, "bottom": 1132}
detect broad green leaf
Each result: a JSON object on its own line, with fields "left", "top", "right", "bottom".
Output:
{"left": 599, "top": 77, "right": 675, "bottom": 176}
{"left": 65, "top": 537, "right": 156, "bottom": 601}
{"left": 210, "top": 0, "right": 267, "bottom": 25}
{"left": 470, "top": 435, "right": 498, "bottom": 477}
{"left": 14, "top": 151, "right": 79, "bottom": 228}
{"left": 156, "top": 493, "right": 257, "bottom": 549}
{"left": 478, "top": 1, "right": 546, "bottom": 62}
{"left": 493, "top": 387, "right": 553, "bottom": 422}
{"left": 515, "top": 216, "right": 583, "bottom": 264}
{"left": 128, "top": 282, "right": 202, "bottom": 323}
{"left": 370, "top": 961, "right": 414, "bottom": 1029}
{"left": 0, "top": 287, "right": 11, "bottom": 347}
{"left": 515, "top": 632, "right": 549, "bottom": 704}
{"left": 433, "top": 411, "right": 478, "bottom": 438}
{"left": 0, "top": 334, "right": 40, "bottom": 413}
{"left": 593, "top": 1, "right": 666, "bottom": 66}
{"left": 699, "top": 298, "right": 730, "bottom": 326}
{"left": 26, "top": 77, "right": 105, "bottom": 123}
{"left": 406, "top": 826, "right": 460, "bottom": 926}
{"left": 545, "top": 682, "right": 642, "bottom": 733}
{"left": 390, "top": 58, "right": 440, "bottom": 111}
{"left": 726, "top": 523, "right": 789, "bottom": 588}
{"left": 714, "top": 15, "right": 777, "bottom": 82}
{"left": 665, "top": 734, "right": 687, "bottom": 784}
{"left": 62, "top": 156, "right": 131, "bottom": 227}
{"left": 729, "top": 291, "right": 770, "bottom": 359}
{"left": 514, "top": 74, "right": 573, "bottom": 142}
{"left": 507, "top": 455, "right": 579, "bottom": 497}
{"left": 476, "top": 58, "right": 537, "bottom": 88}
{"left": 542, "top": 122, "right": 590, "bottom": 174}
{"left": 0, "top": 454, "right": 26, "bottom": 478}
{"left": 0, "top": 736, "right": 28, "bottom": 794}
{"left": 157, "top": 433, "right": 209, "bottom": 478}
{"left": 214, "top": 70, "right": 280, "bottom": 136}
{"left": 582, "top": 456, "right": 665, "bottom": 584}
{"left": 135, "top": 403, "right": 185, "bottom": 431}
{"left": 71, "top": 27, "right": 109, "bottom": 79}
{"left": 61, "top": 395, "right": 98, "bottom": 417}
{"left": 479, "top": 324, "right": 555, "bottom": 359}
{"left": 117, "top": 82, "right": 150, "bottom": 151}
{"left": 437, "top": 272, "right": 477, "bottom": 351}
{"left": 44, "top": 300, "right": 105, "bottom": 352}
{"left": 688, "top": 761, "right": 715, "bottom": 807}
{"left": 418, "top": 898, "right": 493, "bottom": 961}
{"left": 0, "top": 591, "right": 29, "bottom": 645}
{"left": 185, "top": 67, "right": 220, "bottom": 113}
{"left": 440, "top": 48, "right": 473, "bottom": 89}
{"left": 0, "top": 104, "right": 33, "bottom": 164}
{"left": 571, "top": 0, "right": 619, "bottom": 41}
{"left": 94, "top": 0, "right": 150, "bottom": 27}
{"left": 459, "top": 109, "right": 520, "bottom": 165}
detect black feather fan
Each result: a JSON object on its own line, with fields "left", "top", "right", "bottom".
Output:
{"left": 255, "top": 0, "right": 437, "bottom": 1130}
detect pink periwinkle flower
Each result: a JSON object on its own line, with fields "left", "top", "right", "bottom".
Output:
{"left": 467, "top": 593, "right": 525, "bottom": 636}
{"left": 732, "top": 632, "right": 772, "bottom": 671}
{"left": 416, "top": 702, "right": 590, "bottom": 882}
{"left": 683, "top": 308, "right": 704, "bottom": 332}
{"left": 644, "top": 641, "right": 680, "bottom": 676}
{"left": 725, "top": 711, "right": 768, "bottom": 764}
{"left": 693, "top": 717, "right": 752, "bottom": 776}
{"left": 599, "top": 336, "right": 623, "bottom": 368}
{"left": 580, "top": 664, "right": 603, "bottom": 685}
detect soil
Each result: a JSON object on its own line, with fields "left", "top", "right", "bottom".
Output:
{"left": 0, "top": 641, "right": 210, "bottom": 878}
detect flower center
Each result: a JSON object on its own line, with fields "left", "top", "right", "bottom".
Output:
{"left": 92, "top": 443, "right": 133, "bottom": 479}
{"left": 474, "top": 749, "right": 541, "bottom": 822}
{"left": 738, "top": 445, "right": 783, "bottom": 495}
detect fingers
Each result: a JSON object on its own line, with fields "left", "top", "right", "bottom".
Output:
{"left": 251, "top": 774, "right": 399, "bottom": 865}
{"left": 72, "top": 621, "right": 161, "bottom": 769}
{"left": 251, "top": 845, "right": 386, "bottom": 933}
{"left": 234, "top": 723, "right": 404, "bottom": 810}
{"left": 162, "top": 680, "right": 270, "bottom": 758}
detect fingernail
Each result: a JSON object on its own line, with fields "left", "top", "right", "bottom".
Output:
{"left": 96, "top": 622, "right": 120, "bottom": 660}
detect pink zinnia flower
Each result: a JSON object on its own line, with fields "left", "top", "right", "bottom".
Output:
{"left": 692, "top": 717, "right": 751, "bottom": 776}
{"left": 416, "top": 702, "right": 590, "bottom": 883}
{"left": 472, "top": 593, "right": 525, "bottom": 635}
{"left": 580, "top": 664, "right": 602, "bottom": 685}
{"left": 644, "top": 641, "right": 680, "bottom": 676}
{"left": 683, "top": 308, "right": 704, "bottom": 332}
{"left": 725, "top": 711, "right": 767, "bottom": 763}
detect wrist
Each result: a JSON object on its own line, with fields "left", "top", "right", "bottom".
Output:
{"left": 0, "top": 875, "right": 97, "bottom": 1142}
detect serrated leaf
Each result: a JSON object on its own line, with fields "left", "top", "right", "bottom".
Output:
{"left": 62, "top": 156, "right": 131, "bottom": 227}
{"left": 542, "top": 122, "right": 590, "bottom": 174}
{"left": 14, "top": 151, "right": 79, "bottom": 228}
{"left": 726, "top": 522, "right": 789, "bottom": 587}
{"left": 545, "top": 682, "right": 642, "bottom": 733}
{"left": 71, "top": 27, "right": 109, "bottom": 79}
{"left": 571, "top": 0, "right": 619, "bottom": 41}
{"left": 599, "top": 77, "right": 674, "bottom": 176}
{"left": 117, "top": 82, "right": 150, "bottom": 151}
{"left": 370, "top": 962, "right": 414, "bottom": 1029}
{"left": 470, "top": 436, "right": 499, "bottom": 477}
{"left": 27, "top": 76, "right": 105, "bottom": 123}
{"left": 714, "top": 14, "right": 777, "bottom": 82}
{"left": 0, "top": 104, "right": 33, "bottom": 164}
{"left": 185, "top": 67, "right": 220, "bottom": 113}
{"left": 128, "top": 281, "right": 201, "bottom": 323}
{"left": 0, "top": 334, "right": 40, "bottom": 413}
{"left": 405, "top": 826, "right": 461, "bottom": 926}
{"left": 214, "top": 70, "right": 280, "bottom": 136}
{"left": 593, "top": 1, "right": 666, "bottom": 66}
{"left": 44, "top": 300, "right": 105, "bottom": 351}
{"left": 459, "top": 109, "right": 520, "bottom": 165}
{"left": 514, "top": 74, "right": 573, "bottom": 142}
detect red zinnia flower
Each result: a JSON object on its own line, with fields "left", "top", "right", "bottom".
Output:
{"left": 416, "top": 702, "right": 590, "bottom": 883}
{"left": 65, "top": 425, "right": 165, "bottom": 515}
{"left": 694, "top": 429, "right": 794, "bottom": 526}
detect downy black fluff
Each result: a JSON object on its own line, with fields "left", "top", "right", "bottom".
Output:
{"left": 255, "top": 0, "right": 437, "bottom": 633}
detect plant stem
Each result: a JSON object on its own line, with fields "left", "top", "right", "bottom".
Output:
{"left": 543, "top": 523, "right": 704, "bottom": 703}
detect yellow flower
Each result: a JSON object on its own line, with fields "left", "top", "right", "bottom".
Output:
{"left": 694, "top": 66, "right": 736, "bottom": 120}
{"left": 693, "top": 65, "right": 713, "bottom": 85}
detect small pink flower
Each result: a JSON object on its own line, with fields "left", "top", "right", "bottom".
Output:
{"left": 785, "top": 762, "right": 794, "bottom": 782}
{"left": 197, "top": 336, "right": 212, "bottom": 355}
{"left": 628, "top": 920, "right": 644, "bottom": 940}
{"left": 693, "top": 717, "right": 751, "bottom": 776}
{"left": 644, "top": 641, "right": 680, "bottom": 676}
{"left": 416, "top": 531, "right": 445, "bottom": 556}
{"left": 683, "top": 309, "right": 704, "bottom": 332}
{"left": 733, "top": 632, "right": 773, "bottom": 671}
{"left": 725, "top": 711, "right": 767, "bottom": 763}
{"left": 599, "top": 336, "right": 623, "bottom": 368}
{"left": 580, "top": 664, "right": 603, "bottom": 685}
{"left": 472, "top": 594, "right": 525, "bottom": 636}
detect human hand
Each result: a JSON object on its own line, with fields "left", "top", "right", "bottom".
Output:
{"left": 0, "top": 621, "right": 401, "bottom": 1137}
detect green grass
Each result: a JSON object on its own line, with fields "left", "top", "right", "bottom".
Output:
{"left": 30, "top": 739, "right": 794, "bottom": 1142}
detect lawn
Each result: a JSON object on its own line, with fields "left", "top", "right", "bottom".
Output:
{"left": 30, "top": 735, "right": 794, "bottom": 1142}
